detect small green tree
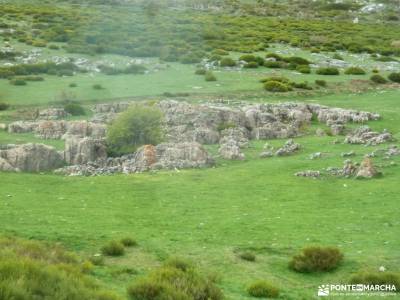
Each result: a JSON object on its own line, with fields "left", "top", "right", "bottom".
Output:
{"left": 107, "top": 105, "right": 164, "bottom": 156}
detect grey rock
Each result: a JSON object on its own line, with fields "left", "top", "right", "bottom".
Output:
{"left": 275, "top": 139, "right": 301, "bottom": 156}
{"left": 218, "top": 139, "right": 245, "bottom": 160}
{"left": 64, "top": 136, "right": 107, "bottom": 165}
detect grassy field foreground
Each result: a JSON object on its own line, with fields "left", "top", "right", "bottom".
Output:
{"left": 1, "top": 91, "right": 400, "bottom": 299}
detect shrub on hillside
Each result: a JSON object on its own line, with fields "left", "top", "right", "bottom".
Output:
{"left": 212, "top": 49, "right": 229, "bottom": 56}
{"left": 388, "top": 72, "right": 400, "bottom": 83}
{"left": 370, "top": 74, "right": 388, "bottom": 84}
{"left": 205, "top": 71, "right": 217, "bottom": 81}
{"left": 220, "top": 57, "right": 236, "bottom": 67}
{"left": 264, "top": 60, "right": 283, "bottom": 68}
{"left": 316, "top": 67, "right": 340, "bottom": 75}
{"left": 69, "top": 82, "right": 77, "bottom": 87}
{"left": 106, "top": 105, "right": 164, "bottom": 155}
{"left": 344, "top": 67, "right": 366, "bottom": 75}
{"left": 64, "top": 102, "right": 86, "bottom": 116}
{"left": 291, "top": 81, "right": 313, "bottom": 90}
{"left": 260, "top": 76, "right": 290, "bottom": 84}
{"left": 244, "top": 61, "right": 259, "bottom": 68}
{"left": 265, "top": 53, "right": 283, "bottom": 61}
{"left": 315, "top": 79, "right": 327, "bottom": 87}
{"left": 194, "top": 68, "right": 207, "bottom": 75}
{"left": 239, "top": 54, "right": 264, "bottom": 66}
{"left": 332, "top": 53, "right": 344, "bottom": 60}
{"left": 296, "top": 65, "right": 311, "bottom": 74}
{"left": 127, "top": 258, "right": 223, "bottom": 300}
{"left": 286, "top": 56, "right": 310, "bottom": 65}
{"left": 9, "top": 79, "right": 27, "bottom": 86}
{"left": 93, "top": 84, "right": 104, "bottom": 90}
{"left": 239, "top": 252, "right": 256, "bottom": 262}
{"left": 350, "top": 271, "right": 400, "bottom": 291}
{"left": 247, "top": 280, "right": 280, "bottom": 298}
{"left": 264, "top": 81, "right": 290, "bottom": 92}
{"left": 289, "top": 246, "right": 343, "bottom": 273}
{"left": 0, "top": 102, "right": 10, "bottom": 111}
{"left": 120, "top": 237, "right": 137, "bottom": 247}
{"left": 101, "top": 241, "right": 125, "bottom": 256}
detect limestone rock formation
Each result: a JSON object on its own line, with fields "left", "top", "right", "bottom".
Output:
{"left": 64, "top": 136, "right": 107, "bottom": 165}
{"left": 38, "top": 108, "right": 69, "bottom": 120}
{"left": 218, "top": 139, "right": 245, "bottom": 160}
{"left": 356, "top": 157, "right": 379, "bottom": 178}
{"left": 275, "top": 139, "right": 301, "bottom": 156}
{"left": 345, "top": 126, "right": 393, "bottom": 145}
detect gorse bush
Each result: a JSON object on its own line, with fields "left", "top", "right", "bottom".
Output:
{"left": 247, "top": 280, "right": 280, "bottom": 298}
{"left": 9, "top": 79, "right": 27, "bottom": 86}
{"left": 315, "top": 79, "right": 327, "bottom": 87}
{"left": 344, "top": 67, "right": 366, "bottom": 75}
{"left": 264, "top": 81, "right": 290, "bottom": 92}
{"left": 350, "top": 271, "right": 400, "bottom": 291}
{"left": 205, "top": 71, "right": 217, "bottom": 81}
{"left": 0, "top": 102, "right": 10, "bottom": 111}
{"left": 107, "top": 105, "right": 164, "bottom": 156}
{"left": 291, "top": 81, "right": 313, "bottom": 90}
{"left": 388, "top": 72, "right": 400, "bottom": 83}
{"left": 370, "top": 74, "right": 388, "bottom": 84}
{"left": 239, "top": 252, "right": 256, "bottom": 262}
{"left": 0, "top": 236, "right": 121, "bottom": 300}
{"left": 289, "top": 246, "right": 343, "bottom": 273}
{"left": 316, "top": 67, "right": 340, "bottom": 75}
{"left": 296, "top": 65, "right": 311, "bottom": 73}
{"left": 64, "top": 102, "right": 86, "bottom": 116}
{"left": 127, "top": 258, "right": 223, "bottom": 300}
{"left": 101, "top": 240, "right": 125, "bottom": 256}
{"left": 264, "top": 60, "right": 283, "bottom": 68}
{"left": 194, "top": 69, "right": 207, "bottom": 75}
{"left": 220, "top": 57, "right": 236, "bottom": 67}
{"left": 120, "top": 237, "right": 138, "bottom": 247}
{"left": 244, "top": 61, "right": 259, "bottom": 68}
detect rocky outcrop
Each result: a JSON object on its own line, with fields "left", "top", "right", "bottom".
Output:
{"left": 36, "top": 121, "right": 68, "bottom": 139}
{"left": 356, "top": 157, "right": 379, "bottom": 178}
{"left": 295, "top": 170, "right": 321, "bottom": 178}
{"left": 92, "top": 102, "right": 131, "bottom": 113}
{"left": 0, "top": 143, "right": 64, "bottom": 172}
{"left": 218, "top": 139, "right": 245, "bottom": 160}
{"left": 275, "top": 139, "right": 301, "bottom": 156}
{"left": 64, "top": 136, "right": 107, "bottom": 165}
{"left": 8, "top": 121, "right": 38, "bottom": 133}
{"left": 345, "top": 126, "right": 393, "bottom": 145}
{"left": 38, "top": 108, "right": 69, "bottom": 120}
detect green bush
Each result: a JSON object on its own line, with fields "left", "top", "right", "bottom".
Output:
{"left": 286, "top": 56, "right": 310, "bottom": 65}
{"left": 332, "top": 53, "right": 344, "bottom": 60}
{"left": 205, "top": 71, "right": 217, "bottom": 81}
{"left": 0, "top": 102, "right": 10, "bottom": 111}
{"left": 69, "top": 82, "right": 78, "bottom": 87}
{"left": 316, "top": 67, "right": 340, "bottom": 75}
{"left": 265, "top": 53, "right": 283, "bottom": 61}
{"left": 93, "top": 84, "right": 104, "bottom": 90}
{"left": 212, "top": 49, "right": 229, "bottom": 56}
{"left": 220, "top": 57, "right": 236, "bottom": 67}
{"left": 289, "top": 246, "right": 343, "bottom": 273}
{"left": 48, "top": 44, "right": 60, "bottom": 50}
{"left": 120, "top": 237, "right": 138, "bottom": 247}
{"left": 315, "top": 79, "right": 327, "bottom": 87}
{"left": 239, "top": 54, "right": 264, "bottom": 66}
{"left": 264, "top": 60, "right": 283, "bottom": 68}
{"left": 239, "top": 252, "right": 256, "bottom": 262}
{"left": 350, "top": 271, "right": 400, "bottom": 291}
{"left": 127, "top": 258, "right": 223, "bottom": 300}
{"left": 291, "top": 81, "right": 313, "bottom": 90}
{"left": 296, "top": 65, "right": 311, "bottom": 74}
{"left": 244, "top": 61, "right": 259, "bottom": 68}
{"left": 260, "top": 76, "right": 289, "bottom": 84}
{"left": 388, "top": 72, "right": 400, "bottom": 83}
{"left": 89, "top": 255, "right": 105, "bottom": 266}
{"left": 247, "top": 280, "right": 280, "bottom": 298}
{"left": 9, "top": 79, "right": 27, "bottom": 86}
{"left": 64, "top": 102, "right": 86, "bottom": 116}
{"left": 264, "top": 81, "right": 290, "bottom": 92}
{"left": 370, "top": 74, "right": 388, "bottom": 84}
{"left": 194, "top": 69, "right": 207, "bottom": 75}
{"left": 344, "top": 67, "right": 366, "bottom": 75}
{"left": 107, "top": 105, "right": 164, "bottom": 155}
{"left": 101, "top": 241, "right": 125, "bottom": 257}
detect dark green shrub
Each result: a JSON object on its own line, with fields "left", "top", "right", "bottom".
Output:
{"left": 93, "top": 84, "right": 104, "bottom": 90}
{"left": 69, "top": 82, "right": 77, "bottom": 87}
{"left": 344, "top": 67, "right": 366, "bottom": 75}
{"left": 315, "top": 79, "right": 327, "bottom": 87}
{"left": 370, "top": 74, "right": 388, "bottom": 84}
{"left": 316, "top": 67, "right": 340, "bottom": 75}
{"left": 212, "top": 49, "right": 229, "bottom": 56}
{"left": 264, "top": 61, "right": 283, "bottom": 68}
{"left": 296, "top": 65, "right": 311, "bottom": 74}
{"left": 9, "top": 79, "right": 27, "bottom": 86}
{"left": 101, "top": 241, "right": 125, "bottom": 256}
{"left": 220, "top": 57, "right": 236, "bottom": 67}
{"left": 127, "top": 259, "right": 223, "bottom": 300}
{"left": 247, "top": 280, "right": 280, "bottom": 298}
{"left": 286, "top": 56, "right": 310, "bottom": 65}
{"left": 332, "top": 53, "right": 344, "bottom": 60}
{"left": 264, "top": 81, "right": 290, "bottom": 92}
{"left": 194, "top": 69, "right": 207, "bottom": 75}
{"left": 48, "top": 44, "right": 60, "bottom": 50}
{"left": 260, "top": 76, "right": 289, "bottom": 84}
{"left": 244, "top": 61, "right": 259, "bottom": 68}
{"left": 89, "top": 255, "right": 105, "bottom": 266}
{"left": 0, "top": 102, "right": 10, "bottom": 111}
{"left": 350, "top": 271, "right": 400, "bottom": 291}
{"left": 64, "top": 102, "right": 86, "bottom": 116}
{"left": 388, "top": 72, "right": 400, "bottom": 83}
{"left": 291, "top": 82, "right": 313, "bottom": 90}
{"left": 239, "top": 252, "right": 256, "bottom": 262}
{"left": 372, "top": 69, "right": 379, "bottom": 73}
{"left": 289, "top": 246, "right": 343, "bottom": 273}
{"left": 164, "top": 257, "right": 193, "bottom": 272}
{"left": 239, "top": 54, "right": 257, "bottom": 63}
{"left": 120, "top": 237, "right": 137, "bottom": 247}
{"left": 205, "top": 71, "right": 217, "bottom": 81}
{"left": 107, "top": 105, "right": 164, "bottom": 155}
{"left": 265, "top": 53, "right": 283, "bottom": 61}
{"left": 20, "top": 76, "right": 44, "bottom": 81}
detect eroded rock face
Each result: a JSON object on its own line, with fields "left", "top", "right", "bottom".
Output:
{"left": 0, "top": 143, "right": 64, "bottom": 172}
{"left": 345, "top": 126, "right": 393, "bottom": 145}
{"left": 218, "top": 139, "right": 245, "bottom": 160}
{"left": 38, "top": 108, "right": 69, "bottom": 120}
{"left": 36, "top": 121, "right": 68, "bottom": 139}
{"left": 63, "top": 121, "right": 106, "bottom": 139}
{"left": 8, "top": 121, "right": 38, "bottom": 133}
{"left": 64, "top": 136, "right": 107, "bottom": 165}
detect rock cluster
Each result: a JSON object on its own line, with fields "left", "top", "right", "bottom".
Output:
{"left": 326, "top": 157, "right": 380, "bottom": 179}
{"left": 0, "top": 143, "right": 64, "bottom": 172}
{"left": 345, "top": 126, "right": 393, "bottom": 145}
{"left": 275, "top": 139, "right": 301, "bottom": 156}
{"left": 295, "top": 170, "right": 321, "bottom": 178}
{"left": 38, "top": 108, "right": 69, "bottom": 120}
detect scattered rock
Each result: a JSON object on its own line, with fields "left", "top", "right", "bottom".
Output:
{"left": 309, "top": 152, "right": 322, "bottom": 160}
{"left": 356, "top": 157, "right": 380, "bottom": 179}
{"left": 315, "top": 128, "right": 326, "bottom": 136}
{"left": 345, "top": 126, "right": 393, "bottom": 145}
{"left": 218, "top": 139, "right": 245, "bottom": 160}
{"left": 8, "top": 121, "right": 38, "bottom": 133}
{"left": 275, "top": 139, "right": 301, "bottom": 156}
{"left": 341, "top": 151, "right": 356, "bottom": 157}
{"left": 259, "top": 151, "right": 273, "bottom": 158}
{"left": 295, "top": 170, "right": 321, "bottom": 178}
{"left": 330, "top": 124, "right": 345, "bottom": 136}
{"left": 0, "top": 123, "right": 7, "bottom": 131}
{"left": 38, "top": 108, "right": 69, "bottom": 120}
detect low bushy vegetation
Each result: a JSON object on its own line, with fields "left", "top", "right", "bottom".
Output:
{"left": 64, "top": 102, "right": 86, "bottom": 116}
{"left": 0, "top": 102, "right": 9, "bottom": 111}
{"left": 9, "top": 79, "right": 27, "bottom": 86}
{"left": 106, "top": 105, "right": 164, "bottom": 156}
{"left": 344, "top": 67, "right": 366, "bottom": 75}
{"left": 388, "top": 72, "right": 400, "bottom": 83}
{"left": 296, "top": 65, "right": 311, "bottom": 74}
{"left": 120, "top": 237, "right": 137, "bottom": 247}
{"left": 316, "top": 67, "right": 340, "bottom": 75}
{"left": 247, "top": 280, "right": 280, "bottom": 298}
{"left": 315, "top": 79, "right": 327, "bottom": 87}
{"left": 194, "top": 69, "right": 207, "bottom": 75}
{"left": 370, "top": 74, "right": 388, "bottom": 84}
{"left": 127, "top": 258, "right": 223, "bottom": 300}
{"left": 101, "top": 240, "right": 125, "bottom": 256}
{"left": 220, "top": 57, "right": 236, "bottom": 67}
{"left": 350, "top": 271, "right": 400, "bottom": 291}
{"left": 205, "top": 71, "right": 217, "bottom": 82}
{"left": 93, "top": 84, "right": 104, "bottom": 90}
{"left": 264, "top": 80, "right": 290, "bottom": 92}
{"left": 239, "top": 251, "right": 256, "bottom": 262}
{"left": 289, "top": 246, "right": 343, "bottom": 273}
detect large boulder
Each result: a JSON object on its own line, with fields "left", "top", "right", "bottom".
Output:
{"left": 218, "top": 139, "right": 245, "bottom": 160}
{"left": 0, "top": 143, "right": 64, "bottom": 172}
{"left": 356, "top": 157, "right": 379, "bottom": 178}
{"left": 64, "top": 136, "right": 107, "bottom": 165}
{"left": 64, "top": 121, "right": 106, "bottom": 139}
{"left": 35, "top": 121, "right": 67, "bottom": 139}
